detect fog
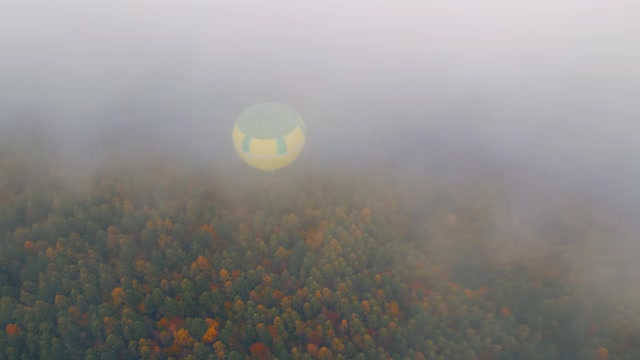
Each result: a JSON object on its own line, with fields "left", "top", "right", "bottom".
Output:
{"left": 2, "top": 0, "right": 640, "bottom": 305}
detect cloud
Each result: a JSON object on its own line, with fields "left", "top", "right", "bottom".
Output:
{"left": 1, "top": 0, "right": 639, "bottom": 299}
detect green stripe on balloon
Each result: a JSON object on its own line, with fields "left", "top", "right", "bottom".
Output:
{"left": 242, "top": 135, "right": 251, "bottom": 152}
{"left": 275, "top": 137, "right": 287, "bottom": 155}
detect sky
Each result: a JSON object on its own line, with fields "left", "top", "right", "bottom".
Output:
{"left": 1, "top": 0, "right": 640, "bottom": 300}
{"left": 1, "top": 1, "right": 638, "bottom": 169}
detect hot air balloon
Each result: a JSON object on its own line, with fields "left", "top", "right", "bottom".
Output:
{"left": 232, "top": 102, "right": 305, "bottom": 171}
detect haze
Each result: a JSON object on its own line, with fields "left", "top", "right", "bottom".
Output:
{"left": 1, "top": 0, "right": 640, "bottom": 306}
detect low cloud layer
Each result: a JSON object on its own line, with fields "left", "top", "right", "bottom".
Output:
{"left": 2, "top": 0, "right": 640, "bottom": 303}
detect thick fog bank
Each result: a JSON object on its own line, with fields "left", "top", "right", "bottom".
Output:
{"left": 1, "top": 0, "right": 639, "bottom": 302}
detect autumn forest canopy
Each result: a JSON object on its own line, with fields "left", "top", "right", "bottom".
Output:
{"left": 0, "top": 131, "right": 639, "bottom": 360}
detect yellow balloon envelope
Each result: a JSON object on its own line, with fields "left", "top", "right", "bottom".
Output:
{"left": 232, "top": 102, "right": 305, "bottom": 171}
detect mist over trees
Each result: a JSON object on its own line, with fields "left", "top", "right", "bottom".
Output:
{"left": 1, "top": 0, "right": 640, "bottom": 359}
{"left": 1, "top": 136, "right": 639, "bottom": 359}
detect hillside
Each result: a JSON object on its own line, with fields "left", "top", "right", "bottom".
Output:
{"left": 0, "top": 145, "right": 638, "bottom": 360}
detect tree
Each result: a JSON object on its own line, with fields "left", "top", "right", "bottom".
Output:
{"left": 249, "top": 342, "right": 270, "bottom": 360}
{"left": 5, "top": 323, "right": 20, "bottom": 335}
{"left": 111, "top": 287, "right": 125, "bottom": 306}
{"left": 202, "top": 322, "right": 218, "bottom": 344}
{"left": 213, "top": 341, "right": 226, "bottom": 359}
{"left": 174, "top": 328, "right": 194, "bottom": 347}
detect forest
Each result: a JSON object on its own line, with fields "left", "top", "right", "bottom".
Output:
{"left": 0, "top": 140, "right": 639, "bottom": 360}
